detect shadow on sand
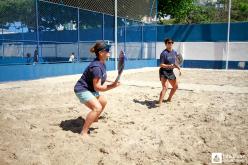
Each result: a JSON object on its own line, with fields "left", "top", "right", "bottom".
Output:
{"left": 133, "top": 99, "right": 159, "bottom": 109}
{"left": 60, "top": 116, "right": 97, "bottom": 134}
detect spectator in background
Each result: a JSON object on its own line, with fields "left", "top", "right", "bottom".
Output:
{"left": 69, "top": 52, "right": 75, "bottom": 62}
{"left": 33, "top": 48, "right": 38, "bottom": 64}
{"left": 26, "top": 53, "right": 31, "bottom": 64}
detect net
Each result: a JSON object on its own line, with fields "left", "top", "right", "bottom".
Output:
{"left": 43, "top": 0, "right": 157, "bottom": 21}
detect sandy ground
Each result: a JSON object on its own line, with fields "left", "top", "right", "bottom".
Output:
{"left": 0, "top": 68, "right": 248, "bottom": 165}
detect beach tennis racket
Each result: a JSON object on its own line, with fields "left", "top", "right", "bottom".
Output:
{"left": 115, "top": 50, "right": 126, "bottom": 82}
{"left": 174, "top": 53, "right": 183, "bottom": 76}
{"left": 175, "top": 53, "right": 184, "bottom": 67}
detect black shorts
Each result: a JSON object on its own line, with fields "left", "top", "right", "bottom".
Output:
{"left": 159, "top": 68, "right": 176, "bottom": 80}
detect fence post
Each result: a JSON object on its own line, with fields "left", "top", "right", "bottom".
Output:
{"left": 35, "top": 0, "right": 40, "bottom": 60}
{"left": 124, "top": 18, "right": 126, "bottom": 52}
{"left": 55, "top": 43, "right": 58, "bottom": 60}
{"left": 102, "top": 14, "right": 105, "bottom": 40}
{"left": 2, "top": 30, "right": 4, "bottom": 57}
{"left": 155, "top": 0, "right": 158, "bottom": 60}
{"left": 141, "top": 23, "right": 144, "bottom": 59}
{"left": 1, "top": 27, "right": 3, "bottom": 58}
{"left": 77, "top": 7, "right": 80, "bottom": 62}
{"left": 114, "top": 0, "right": 117, "bottom": 70}
{"left": 155, "top": 25, "right": 157, "bottom": 60}
{"left": 226, "top": 0, "right": 232, "bottom": 70}
{"left": 21, "top": 24, "right": 24, "bottom": 58}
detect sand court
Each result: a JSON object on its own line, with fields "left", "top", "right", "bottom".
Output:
{"left": 0, "top": 68, "right": 248, "bottom": 164}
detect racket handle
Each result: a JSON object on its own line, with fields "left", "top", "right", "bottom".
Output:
{"left": 115, "top": 74, "right": 121, "bottom": 82}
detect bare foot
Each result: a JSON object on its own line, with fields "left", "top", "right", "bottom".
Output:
{"left": 80, "top": 130, "right": 90, "bottom": 137}
{"left": 81, "top": 133, "right": 90, "bottom": 138}
{"left": 155, "top": 101, "right": 162, "bottom": 107}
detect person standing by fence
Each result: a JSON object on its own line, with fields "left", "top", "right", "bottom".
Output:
{"left": 26, "top": 53, "right": 31, "bottom": 64}
{"left": 69, "top": 52, "right": 75, "bottom": 62}
{"left": 33, "top": 48, "right": 38, "bottom": 64}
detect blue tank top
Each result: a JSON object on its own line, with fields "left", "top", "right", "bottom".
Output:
{"left": 160, "top": 49, "right": 177, "bottom": 71}
{"left": 74, "top": 58, "right": 107, "bottom": 93}
{"left": 160, "top": 49, "right": 177, "bottom": 65}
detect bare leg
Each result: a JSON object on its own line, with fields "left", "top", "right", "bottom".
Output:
{"left": 158, "top": 77, "right": 168, "bottom": 105}
{"left": 167, "top": 79, "right": 178, "bottom": 102}
{"left": 94, "top": 95, "right": 107, "bottom": 122}
{"left": 82, "top": 98, "right": 102, "bottom": 137}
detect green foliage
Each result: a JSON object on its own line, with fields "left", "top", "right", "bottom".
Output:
{"left": 187, "top": 6, "right": 214, "bottom": 23}
{"left": 158, "top": 0, "right": 196, "bottom": 24}
{"left": 0, "top": 0, "right": 35, "bottom": 28}
{"left": 38, "top": 1, "right": 78, "bottom": 31}
{"left": 0, "top": 0, "right": 247, "bottom": 27}
{"left": 158, "top": 0, "right": 248, "bottom": 24}
{"left": 231, "top": 0, "right": 248, "bottom": 22}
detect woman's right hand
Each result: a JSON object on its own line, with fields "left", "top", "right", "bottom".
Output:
{"left": 160, "top": 64, "right": 174, "bottom": 69}
{"left": 112, "top": 81, "right": 120, "bottom": 88}
{"left": 165, "top": 64, "right": 174, "bottom": 69}
{"left": 105, "top": 81, "right": 120, "bottom": 90}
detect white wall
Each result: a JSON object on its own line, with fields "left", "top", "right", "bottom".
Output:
{"left": 229, "top": 42, "right": 248, "bottom": 61}
{"left": 1, "top": 42, "right": 247, "bottom": 62}
{"left": 156, "top": 42, "right": 248, "bottom": 61}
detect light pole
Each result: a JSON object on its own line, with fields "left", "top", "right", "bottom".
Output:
{"left": 115, "top": 0, "right": 118, "bottom": 70}
{"left": 226, "top": 0, "right": 231, "bottom": 70}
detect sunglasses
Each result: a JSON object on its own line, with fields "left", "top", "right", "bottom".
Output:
{"left": 104, "top": 48, "right": 110, "bottom": 52}
{"left": 98, "top": 44, "right": 111, "bottom": 53}
{"left": 167, "top": 41, "right": 174, "bottom": 44}
{"left": 101, "top": 48, "right": 110, "bottom": 53}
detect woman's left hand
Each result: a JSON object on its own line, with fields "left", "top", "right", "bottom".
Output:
{"left": 112, "top": 81, "right": 121, "bottom": 88}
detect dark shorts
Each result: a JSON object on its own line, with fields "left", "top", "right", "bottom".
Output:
{"left": 159, "top": 68, "right": 176, "bottom": 80}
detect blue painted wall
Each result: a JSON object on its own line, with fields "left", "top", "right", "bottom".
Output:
{"left": 1, "top": 59, "right": 246, "bottom": 82}
{"left": 1, "top": 22, "right": 247, "bottom": 43}
{"left": 0, "top": 62, "right": 88, "bottom": 82}
{"left": 183, "top": 60, "right": 226, "bottom": 69}
{"left": 159, "top": 60, "right": 248, "bottom": 70}
{"left": 157, "top": 22, "right": 248, "bottom": 42}
{"left": 0, "top": 59, "right": 157, "bottom": 82}
{"left": 1, "top": 22, "right": 248, "bottom": 82}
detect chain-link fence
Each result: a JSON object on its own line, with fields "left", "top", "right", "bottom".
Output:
{"left": 0, "top": 0, "right": 157, "bottom": 65}
{"left": 0, "top": 0, "right": 37, "bottom": 64}
{"left": 45, "top": 0, "right": 157, "bottom": 21}
{"left": 0, "top": 0, "right": 247, "bottom": 70}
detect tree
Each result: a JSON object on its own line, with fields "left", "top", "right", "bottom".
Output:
{"left": 0, "top": 0, "right": 82, "bottom": 32}
{"left": 231, "top": 0, "right": 248, "bottom": 22}
{"left": 158, "top": 0, "right": 196, "bottom": 24}
{"left": 38, "top": 1, "right": 78, "bottom": 31}
{"left": 187, "top": 5, "right": 216, "bottom": 23}
{"left": 0, "top": 0, "right": 35, "bottom": 30}
{"left": 158, "top": 0, "right": 248, "bottom": 24}
{"left": 189, "top": 1, "right": 228, "bottom": 24}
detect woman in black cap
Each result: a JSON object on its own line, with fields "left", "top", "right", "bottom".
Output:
{"left": 158, "top": 38, "right": 181, "bottom": 106}
{"left": 74, "top": 41, "right": 119, "bottom": 137}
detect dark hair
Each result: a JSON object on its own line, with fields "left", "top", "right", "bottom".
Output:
{"left": 90, "top": 41, "right": 111, "bottom": 56}
{"left": 164, "top": 38, "right": 174, "bottom": 44}
{"left": 26, "top": 53, "right": 31, "bottom": 57}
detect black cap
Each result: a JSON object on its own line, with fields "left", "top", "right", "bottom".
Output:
{"left": 96, "top": 42, "right": 111, "bottom": 52}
